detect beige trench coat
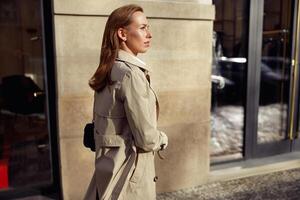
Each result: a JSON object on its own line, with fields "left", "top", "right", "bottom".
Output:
{"left": 84, "top": 50, "right": 167, "bottom": 200}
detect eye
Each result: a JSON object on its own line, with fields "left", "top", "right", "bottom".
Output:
{"left": 140, "top": 25, "right": 150, "bottom": 30}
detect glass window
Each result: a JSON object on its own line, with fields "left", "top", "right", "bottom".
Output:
{"left": 257, "top": 0, "right": 293, "bottom": 144}
{"left": 211, "top": 0, "right": 249, "bottom": 163}
{"left": 0, "top": 0, "right": 52, "bottom": 190}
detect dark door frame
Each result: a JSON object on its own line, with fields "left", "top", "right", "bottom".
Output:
{"left": 292, "top": 0, "right": 300, "bottom": 152}
{"left": 244, "top": 0, "right": 263, "bottom": 159}
{"left": 0, "top": 0, "right": 61, "bottom": 199}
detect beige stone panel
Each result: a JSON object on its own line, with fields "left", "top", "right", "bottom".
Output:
{"left": 143, "top": 19, "right": 213, "bottom": 91}
{"left": 58, "top": 97, "right": 94, "bottom": 138}
{"left": 56, "top": 56, "right": 97, "bottom": 97}
{"left": 54, "top": 16, "right": 212, "bottom": 57}
{"left": 140, "top": 1, "right": 214, "bottom": 20}
{"left": 54, "top": 15, "right": 104, "bottom": 57}
{"left": 54, "top": 0, "right": 214, "bottom": 20}
{"left": 54, "top": 0, "right": 122, "bottom": 16}
{"left": 54, "top": 16, "right": 213, "bottom": 96}
{"left": 146, "top": 19, "right": 213, "bottom": 53}
{"left": 157, "top": 87, "right": 211, "bottom": 127}
{"left": 54, "top": 15, "right": 104, "bottom": 97}
{"left": 149, "top": 59, "right": 211, "bottom": 92}
{"left": 60, "top": 137, "right": 95, "bottom": 200}
{"left": 150, "top": 0, "right": 212, "bottom": 3}
{"left": 155, "top": 122, "right": 210, "bottom": 193}
{"left": 56, "top": 56, "right": 211, "bottom": 97}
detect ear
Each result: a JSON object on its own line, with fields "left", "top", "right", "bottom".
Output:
{"left": 117, "top": 27, "right": 127, "bottom": 42}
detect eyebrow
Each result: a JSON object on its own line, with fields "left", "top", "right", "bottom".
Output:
{"left": 140, "top": 24, "right": 150, "bottom": 27}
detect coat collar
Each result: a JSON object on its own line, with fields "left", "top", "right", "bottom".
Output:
{"left": 117, "top": 49, "right": 152, "bottom": 72}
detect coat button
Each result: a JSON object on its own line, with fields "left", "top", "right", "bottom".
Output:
{"left": 153, "top": 176, "right": 158, "bottom": 182}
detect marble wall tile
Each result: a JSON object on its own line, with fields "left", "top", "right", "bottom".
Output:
{"left": 58, "top": 97, "right": 93, "bottom": 138}
{"left": 59, "top": 138, "right": 95, "bottom": 200}
{"left": 56, "top": 56, "right": 97, "bottom": 98}
{"left": 54, "top": 15, "right": 104, "bottom": 57}
{"left": 158, "top": 87, "right": 211, "bottom": 127}
{"left": 146, "top": 19, "right": 213, "bottom": 53}
{"left": 54, "top": 0, "right": 214, "bottom": 20}
{"left": 54, "top": 15, "right": 104, "bottom": 97}
{"left": 149, "top": 59, "right": 211, "bottom": 92}
{"left": 155, "top": 122, "right": 210, "bottom": 192}
{"left": 55, "top": 16, "right": 212, "bottom": 96}
{"left": 145, "top": 18, "right": 213, "bottom": 91}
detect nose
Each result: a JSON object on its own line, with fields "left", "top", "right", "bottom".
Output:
{"left": 146, "top": 29, "right": 152, "bottom": 38}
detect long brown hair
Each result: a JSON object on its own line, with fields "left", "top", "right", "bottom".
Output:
{"left": 89, "top": 4, "right": 143, "bottom": 91}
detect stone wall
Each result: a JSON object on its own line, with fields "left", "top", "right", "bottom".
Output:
{"left": 53, "top": 0, "right": 214, "bottom": 199}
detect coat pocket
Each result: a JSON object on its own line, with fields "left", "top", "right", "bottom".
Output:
{"left": 129, "top": 152, "right": 147, "bottom": 184}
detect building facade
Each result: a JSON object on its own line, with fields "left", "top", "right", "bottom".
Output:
{"left": 54, "top": 1, "right": 213, "bottom": 199}
{"left": 1, "top": 0, "right": 300, "bottom": 199}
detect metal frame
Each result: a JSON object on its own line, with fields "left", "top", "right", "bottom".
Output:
{"left": 288, "top": 0, "right": 299, "bottom": 142}
{"left": 41, "top": 0, "right": 62, "bottom": 198}
{"left": 292, "top": 0, "right": 300, "bottom": 151}
{"left": 244, "top": 0, "right": 264, "bottom": 159}
{"left": 0, "top": 0, "right": 61, "bottom": 199}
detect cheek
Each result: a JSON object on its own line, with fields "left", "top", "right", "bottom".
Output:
{"left": 130, "top": 31, "right": 145, "bottom": 43}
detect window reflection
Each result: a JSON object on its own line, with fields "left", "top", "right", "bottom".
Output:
{"left": 211, "top": 0, "right": 248, "bottom": 163}
{"left": 0, "top": 0, "right": 51, "bottom": 190}
{"left": 257, "top": 0, "right": 292, "bottom": 144}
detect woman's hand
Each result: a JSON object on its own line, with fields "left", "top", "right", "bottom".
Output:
{"left": 160, "top": 132, "right": 168, "bottom": 150}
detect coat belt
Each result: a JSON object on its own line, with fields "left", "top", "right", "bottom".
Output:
{"left": 94, "top": 131, "right": 131, "bottom": 147}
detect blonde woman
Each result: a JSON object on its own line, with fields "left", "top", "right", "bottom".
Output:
{"left": 84, "top": 4, "right": 168, "bottom": 200}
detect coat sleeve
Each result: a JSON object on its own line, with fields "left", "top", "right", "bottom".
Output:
{"left": 121, "top": 71, "right": 166, "bottom": 152}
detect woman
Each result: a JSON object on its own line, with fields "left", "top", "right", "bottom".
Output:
{"left": 84, "top": 4, "right": 168, "bottom": 200}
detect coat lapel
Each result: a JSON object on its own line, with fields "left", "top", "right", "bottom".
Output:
{"left": 117, "top": 49, "right": 160, "bottom": 120}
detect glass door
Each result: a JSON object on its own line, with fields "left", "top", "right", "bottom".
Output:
{"left": 253, "top": 0, "right": 300, "bottom": 157}
{"left": 211, "top": 0, "right": 300, "bottom": 163}
{"left": 211, "top": 0, "right": 249, "bottom": 163}
{"left": 287, "top": 0, "right": 300, "bottom": 153}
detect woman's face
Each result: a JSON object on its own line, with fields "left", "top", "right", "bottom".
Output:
{"left": 122, "top": 11, "right": 152, "bottom": 55}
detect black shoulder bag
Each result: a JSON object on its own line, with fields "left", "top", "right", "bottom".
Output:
{"left": 83, "top": 122, "right": 95, "bottom": 152}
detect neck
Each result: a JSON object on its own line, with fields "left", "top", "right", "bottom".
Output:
{"left": 120, "top": 43, "right": 138, "bottom": 56}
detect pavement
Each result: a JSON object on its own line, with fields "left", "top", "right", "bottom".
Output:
{"left": 157, "top": 168, "right": 300, "bottom": 200}
{"left": 11, "top": 167, "right": 300, "bottom": 200}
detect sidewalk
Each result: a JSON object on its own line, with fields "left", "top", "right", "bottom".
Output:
{"left": 157, "top": 168, "right": 300, "bottom": 200}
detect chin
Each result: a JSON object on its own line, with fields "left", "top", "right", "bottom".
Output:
{"left": 139, "top": 48, "right": 148, "bottom": 53}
